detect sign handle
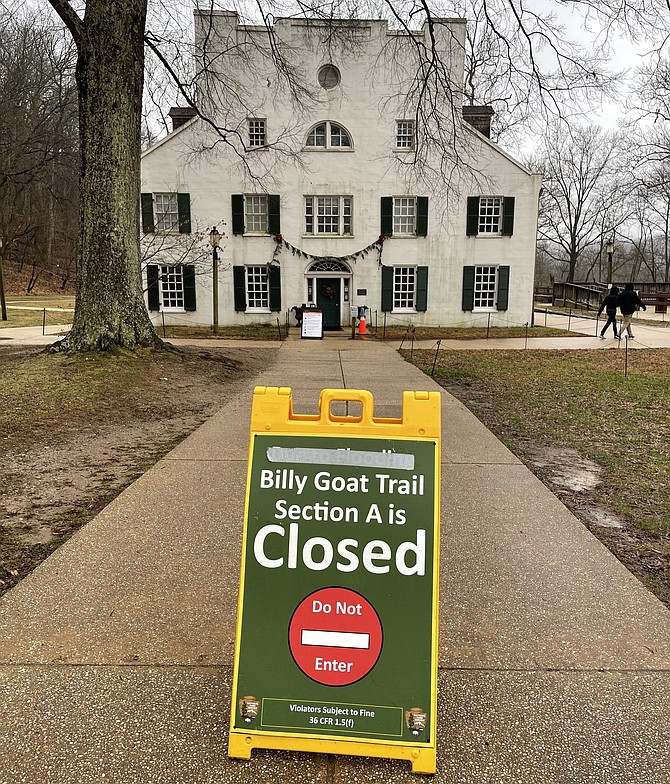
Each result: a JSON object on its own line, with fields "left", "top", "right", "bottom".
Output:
{"left": 318, "top": 389, "right": 375, "bottom": 425}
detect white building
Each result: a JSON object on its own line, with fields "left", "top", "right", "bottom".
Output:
{"left": 141, "top": 11, "right": 542, "bottom": 331}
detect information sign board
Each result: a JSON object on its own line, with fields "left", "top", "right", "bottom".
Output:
{"left": 301, "top": 309, "right": 323, "bottom": 339}
{"left": 228, "top": 387, "right": 441, "bottom": 774}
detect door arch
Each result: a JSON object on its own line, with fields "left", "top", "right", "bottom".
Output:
{"left": 305, "top": 259, "right": 352, "bottom": 329}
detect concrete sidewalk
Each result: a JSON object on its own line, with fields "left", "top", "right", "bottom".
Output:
{"left": 1, "top": 339, "right": 669, "bottom": 783}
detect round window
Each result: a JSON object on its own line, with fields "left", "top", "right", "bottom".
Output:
{"left": 318, "top": 64, "right": 341, "bottom": 90}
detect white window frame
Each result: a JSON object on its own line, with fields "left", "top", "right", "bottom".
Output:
{"left": 154, "top": 193, "right": 179, "bottom": 233}
{"left": 245, "top": 195, "right": 269, "bottom": 234}
{"left": 245, "top": 265, "right": 270, "bottom": 312}
{"left": 395, "top": 120, "right": 415, "bottom": 150}
{"left": 305, "top": 121, "right": 352, "bottom": 150}
{"left": 478, "top": 197, "right": 503, "bottom": 235}
{"left": 393, "top": 266, "right": 417, "bottom": 312}
{"left": 248, "top": 118, "right": 266, "bottom": 148}
{"left": 304, "top": 196, "right": 353, "bottom": 236}
{"left": 159, "top": 265, "right": 185, "bottom": 311}
{"left": 393, "top": 197, "right": 417, "bottom": 235}
{"left": 473, "top": 265, "right": 498, "bottom": 311}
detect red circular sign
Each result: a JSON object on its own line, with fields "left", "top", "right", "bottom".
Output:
{"left": 288, "top": 587, "right": 383, "bottom": 686}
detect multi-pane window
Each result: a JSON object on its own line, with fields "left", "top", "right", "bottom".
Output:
{"left": 246, "top": 265, "right": 269, "bottom": 310}
{"left": 304, "top": 196, "right": 352, "bottom": 235}
{"left": 393, "top": 266, "right": 416, "bottom": 310}
{"left": 393, "top": 197, "right": 416, "bottom": 234}
{"left": 245, "top": 195, "right": 268, "bottom": 233}
{"left": 478, "top": 197, "right": 502, "bottom": 234}
{"left": 474, "top": 266, "right": 497, "bottom": 309}
{"left": 248, "top": 118, "right": 266, "bottom": 147}
{"left": 160, "top": 265, "right": 184, "bottom": 309}
{"left": 396, "top": 120, "right": 415, "bottom": 149}
{"left": 306, "top": 122, "right": 351, "bottom": 149}
{"left": 154, "top": 193, "right": 179, "bottom": 232}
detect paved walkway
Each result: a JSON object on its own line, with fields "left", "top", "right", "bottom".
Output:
{"left": 1, "top": 331, "right": 670, "bottom": 783}
{"left": 2, "top": 308, "right": 669, "bottom": 350}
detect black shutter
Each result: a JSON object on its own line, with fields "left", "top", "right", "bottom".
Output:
{"left": 416, "top": 197, "right": 428, "bottom": 236}
{"left": 269, "top": 266, "right": 281, "bottom": 311}
{"left": 146, "top": 264, "right": 159, "bottom": 310}
{"left": 462, "top": 266, "right": 475, "bottom": 310}
{"left": 381, "top": 265, "right": 394, "bottom": 312}
{"left": 497, "top": 266, "right": 510, "bottom": 310}
{"left": 502, "top": 197, "right": 515, "bottom": 236}
{"left": 232, "top": 194, "right": 245, "bottom": 235}
{"left": 416, "top": 266, "right": 428, "bottom": 311}
{"left": 233, "top": 266, "right": 246, "bottom": 311}
{"left": 183, "top": 264, "right": 196, "bottom": 311}
{"left": 381, "top": 197, "right": 393, "bottom": 237}
{"left": 141, "top": 193, "right": 154, "bottom": 234}
{"left": 178, "top": 193, "right": 191, "bottom": 233}
{"left": 267, "top": 195, "right": 281, "bottom": 235}
{"left": 466, "top": 196, "right": 479, "bottom": 236}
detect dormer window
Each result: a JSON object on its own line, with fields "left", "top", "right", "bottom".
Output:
{"left": 305, "top": 122, "right": 352, "bottom": 149}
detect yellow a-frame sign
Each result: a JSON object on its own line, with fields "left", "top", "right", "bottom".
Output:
{"left": 229, "top": 387, "right": 441, "bottom": 774}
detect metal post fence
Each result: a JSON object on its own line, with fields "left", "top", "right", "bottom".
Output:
{"left": 524, "top": 322, "right": 529, "bottom": 349}
{"left": 276, "top": 317, "right": 282, "bottom": 342}
{"left": 42, "top": 308, "right": 46, "bottom": 335}
{"left": 624, "top": 336, "right": 629, "bottom": 377}
{"left": 161, "top": 311, "right": 166, "bottom": 337}
{"left": 383, "top": 312, "right": 387, "bottom": 340}
{"left": 487, "top": 313, "right": 491, "bottom": 339}
{"left": 431, "top": 339, "right": 442, "bottom": 376}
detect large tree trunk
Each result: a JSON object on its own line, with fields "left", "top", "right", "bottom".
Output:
{"left": 60, "top": 0, "right": 159, "bottom": 351}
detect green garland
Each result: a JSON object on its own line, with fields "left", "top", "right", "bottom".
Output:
{"left": 270, "top": 233, "right": 387, "bottom": 267}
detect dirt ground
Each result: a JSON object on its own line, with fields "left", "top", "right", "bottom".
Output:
{"left": 0, "top": 343, "right": 277, "bottom": 594}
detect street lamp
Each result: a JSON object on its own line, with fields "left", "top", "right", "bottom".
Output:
{"left": 0, "top": 236, "right": 7, "bottom": 321}
{"left": 209, "top": 227, "right": 222, "bottom": 335}
{"left": 606, "top": 239, "right": 614, "bottom": 286}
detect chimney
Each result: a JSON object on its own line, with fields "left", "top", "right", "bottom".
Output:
{"left": 462, "top": 105, "right": 494, "bottom": 139}
{"left": 168, "top": 107, "right": 197, "bottom": 131}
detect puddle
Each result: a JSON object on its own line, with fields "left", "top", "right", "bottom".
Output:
{"left": 525, "top": 446, "right": 601, "bottom": 493}
{"left": 582, "top": 506, "right": 625, "bottom": 529}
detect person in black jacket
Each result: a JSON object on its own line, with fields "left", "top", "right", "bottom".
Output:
{"left": 597, "top": 286, "right": 620, "bottom": 339}
{"left": 618, "top": 282, "right": 647, "bottom": 339}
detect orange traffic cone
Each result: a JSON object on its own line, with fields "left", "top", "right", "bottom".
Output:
{"left": 357, "top": 313, "right": 367, "bottom": 338}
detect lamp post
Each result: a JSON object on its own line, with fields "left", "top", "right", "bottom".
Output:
{"left": 606, "top": 239, "right": 614, "bottom": 286}
{"left": 0, "top": 237, "right": 7, "bottom": 321}
{"left": 209, "top": 227, "right": 221, "bottom": 335}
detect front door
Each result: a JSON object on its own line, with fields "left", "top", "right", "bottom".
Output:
{"left": 316, "top": 278, "right": 341, "bottom": 329}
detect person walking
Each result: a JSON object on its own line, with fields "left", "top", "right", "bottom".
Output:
{"left": 597, "top": 285, "right": 620, "bottom": 339}
{"left": 618, "top": 282, "right": 647, "bottom": 339}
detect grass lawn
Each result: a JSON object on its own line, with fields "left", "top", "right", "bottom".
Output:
{"left": 155, "top": 324, "right": 285, "bottom": 340}
{"left": 408, "top": 347, "right": 670, "bottom": 605}
{"left": 371, "top": 325, "right": 585, "bottom": 341}
{"left": 1, "top": 305, "right": 73, "bottom": 329}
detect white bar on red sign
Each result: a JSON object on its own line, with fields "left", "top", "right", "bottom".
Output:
{"left": 301, "top": 630, "right": 371, "bottom": 650}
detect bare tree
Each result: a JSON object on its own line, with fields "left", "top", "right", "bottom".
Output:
{"left": 535, "top": 123, "right": 630, "bottom": 282}
{"left": 0, "top": 9, "right": 78, "bottom": 293}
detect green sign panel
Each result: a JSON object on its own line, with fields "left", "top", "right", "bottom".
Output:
{"left": 232, "top": 431, "right": 438, "bottom": 747}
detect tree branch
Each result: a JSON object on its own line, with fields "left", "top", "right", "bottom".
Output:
{"left": 46, "top": 0, "right": 84, "bottom": 48}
